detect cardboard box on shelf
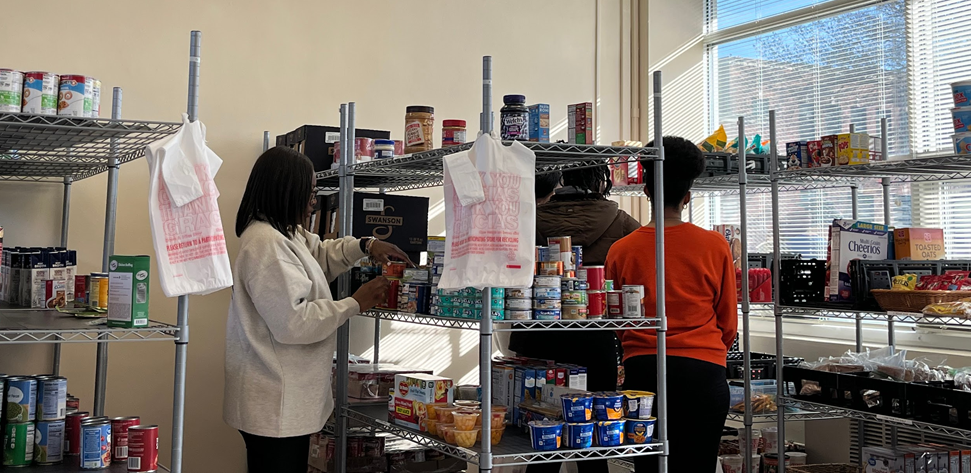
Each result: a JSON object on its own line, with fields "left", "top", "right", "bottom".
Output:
{"left": 820, "top": 135, "right": 838, "bottom": 167}
{"left": 807, "top": 140, "right": 823, "bottom": 167}
{"left": 286, "top": 125, "right": 391, "bottom": 175}
{"left": 826, "top": 219, "right": 889, "bottom": 302}
{"left": 107, "top": 255, "right": 150, "bottom": 328}
{"left": 528, "top": 104, "right": 550, "bottom": 142}
{"left": 714, "top": 225, "right": 742, "bottom": 270}
{"left": 392, "top": 373, "right": 453, "bottom": 431}
{"left": 319, "top": 192, "right": 429, "bottom": 263}
{"left": 347, "top": 364, "right": 433, "bottom": 399}
{"left": 786, "top": 141, "right": 809, "bottom": 170}
{"left": 568, "top": 102, "right": 594, "bottom": 144}
{"left": 893, "top": 228, "right": 945, "bottom": 260}
{"left": 837, "top": 133, "right": 870, "bottom": 166}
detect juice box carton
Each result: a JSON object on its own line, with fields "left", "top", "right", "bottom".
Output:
{"left": 392, "top": 373, "right": 453, "bottom": 431}
{"left": 837, "top": 133, "right": 870, "bottom": 165}
{"left": 827, "top": 220, "right": 889, "bottom": 302}
{"left": 807, "top": 140, "right": 823, "bottom": 167}
{"left": 820, "top": 135, "right": 838, "bottom": 167}
{"left": 785, "top": 141, "right": 808, "bottom": 170}
{"left": 107, "top": 255, "right": 151, "bottom": 328}
{"left": 893, "top": 228, "right": 945, "bottom": 260}
{"left": 528, "top": 104, "right": 550, "bottom": 142}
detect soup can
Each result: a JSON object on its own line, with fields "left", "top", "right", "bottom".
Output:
{"left": 82, "top": 77, "right": 94, "bottom": 117}
{"left": 582, "top": 266, "right": 605, "bottom": 290}
{"left": 533, "top": 287, "right": 561, "bottom": 299}
{"left": 537, "top": 261, "right": 563, "bottom": 276}
{"left": 127, "top": 425, "right": 158, "bottom": 472}
{"left": 58, "top": 75, "right": 86, "bottom": 117}
{"left": 622, "top": 285, "right": 645, "bottom": 318}
{"left": 22, "top": 71, "right": 58, "bottom": 115}
{"left": 604, "top": 280, "right": 615, "bottom": 291}
{"left": 534, "top": 276, "right": 560, "bottom": 288}
{"left": 5, "top": 376, "right": 37, "bottom": 423}
{"left": 562, "top": 304, "right": 587, "bottom": 320}
{"left": 65, "top": 411, "right": 90, "bottom": 456}
{"left": 561, "top": 290, "right": 587, "bottom": 305}
{"left": 533, "top": 309, "right": 561, "bottom": 320}
{"left": 561, "top": 278, "right": 582, "bottom": 291}
{"left": 505, "top": 287, "right": 532, "bottom": 299}
{"left": 36, "top": 375, "right": 67, "bottom": 420}
{"left": 2, "top": 422, "right": 34, "bottom": 467}
{"left": 505, "top": 298, "right": 532, "bottom": 310}
{"left": 571, "top": 246, "right": 583, "bottom": 268}
{"left": 506, "top": 309, "right": 532, "bottom": 320}
{"left": 89, "top": 274, "right": 108, "bottom": 309}
{"left": 606, "top": 291, "right": 623, "bottom": 318}
{"left": 587, "top": 291, "right": 606, "bottom": 319}
{"left": 110, "top": 416, "right": 140, "bottom": 461}
{"left": 80, "top": 417, "right": 111, "bottom": 469}
{"left": 67, "top": 396, "right": 80, "bottom": 411}
{"left": 533, "top": 298, "right": 561, "bottom": 310}
{"left": 0, "top": 69, "right": 24, "bottom": 113}
{"left": 35, "top": 419, "right": 65, "bottom": 464}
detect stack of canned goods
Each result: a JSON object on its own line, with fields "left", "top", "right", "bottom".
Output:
{"left": 504, "top": 287, "right": 532, "bottom": 320}
{"left": 535, "top": 237, "right": 582, "bottom": 277}
{"left": 434, "top": 287, "right": 504, "bottom": 319}
{"left": 532, "top": 276, "right": 562, "bottom": 320}
{"left": 561, "top": 276, "right": 589, "bottom": 320}
{"left": 1, "top": 374, "right": 68, "bottom": 467}
{"left": 0, "top": 69, "right": 101, "bottom": 117}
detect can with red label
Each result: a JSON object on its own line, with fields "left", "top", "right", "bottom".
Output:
{"left": 110, "top": 416, "right": 140, "bottom": 461}
{"left": 581, "top": 265, "right": 605, "bottom": 290}
{"left": 57, "top": 74, "right": 86, "bottom": 117}
{"left": 22, "top": 71, "right": 58, "bottom": 115}
{"left": 74, "top": 275, "right": 89, "bottom": 304}
{"left": 606, "top": 290, "right": 623, "bottom": 318}
{"left": 64, "top": 411, "right": 90, "bottom": 456}
{"left": 127, "top": 425, "right": 159, "bottom": 472}
{"left": 587, "top": 291, "right": 606, "bottom": 319}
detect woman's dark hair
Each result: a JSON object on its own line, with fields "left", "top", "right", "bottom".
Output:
{"left": 643, "top": 136, "right": 706, "bottom": 209}
{"left": 236, "top": 146, "right": 315, "bottom": 238}
{"left": 561, "top": 163, "right": 613, "bottom": 198}
{"left": 535, "top": 171, "right": 562, "bottom": 199}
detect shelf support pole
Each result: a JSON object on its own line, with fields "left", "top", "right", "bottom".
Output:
{"left": 652, "top": 70, "right": 669, "bottom": 473}
{"left": 739, "top": 115, "right": 756, "bottom": 468}
{"left": 480, "top": 56, "right": 493, "bottom": 135}
{"left": 851, "top": 180, "right": 862, "bottom": 354}
{"left": 262, "top": 131, "right": 270, "bottom": 152}
{"left": 335, "top": 102, "right": 356, "bottom": 473}
{"left": 881, "top": 115, "right": 894, "bottom": 351}
{"left": 479, "top": 55, "right": 494, "bottom": 473}
{"left": 170, "top": 30, "right": 201, "bottom": 473}
{"left": 53, "top": 175, "right": 73, "bottom": 375}
{"left": 769, "top": 110, "right": 787, "bottom": 472}
{"left": 93, "top": 86, "right": 123, "bottom": 416}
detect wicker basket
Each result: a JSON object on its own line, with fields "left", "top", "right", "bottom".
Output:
{"left": 789, "top": 464, "right": 861, "bottom": 473}
{"left": 870, "top": 289, "right": 971, "bottom": 313}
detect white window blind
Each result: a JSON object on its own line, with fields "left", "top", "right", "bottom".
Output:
{"left": 708, "top": 0, "right": 836, "bottom": 32}
{"left": 912, "top": 180, "right": 971, "bottom": 258}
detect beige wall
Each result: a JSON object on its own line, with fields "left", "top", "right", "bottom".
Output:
{"left": 0, "top": 1, "right": 624, "bottom": 471}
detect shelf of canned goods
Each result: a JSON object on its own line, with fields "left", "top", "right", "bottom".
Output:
{"left": 0, "top": 32, "right": 201, "bottom": 473}
{"left": 315, "top": 59, "right": 674, "bottom": 473}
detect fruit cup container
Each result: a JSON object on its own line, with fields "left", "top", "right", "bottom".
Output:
{"left": 453, "top": 410, "right": 480, "bottom": 431}
{"left": 454, "top": 428, "right": 481, "bottom": 448}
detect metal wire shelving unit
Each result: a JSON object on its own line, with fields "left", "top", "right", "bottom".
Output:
{"left": 307, "top": 58, "right": 673, "bottom": 473}
{"left": 782, "top": 399, "right": 971, "bottom": 440}
{"left": 0, "top": 31, "right": 200, "bottom": 473}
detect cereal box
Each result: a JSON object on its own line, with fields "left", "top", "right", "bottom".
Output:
{"left": 820, "top": 135, "right": 838, "bottom": 167}
{"left": 894, "top": 228, "right": 945, "bottom": 260}
{"left": 837, "top": 133, "right": 870, "bottom": 166}
{"left": 568, "top": 102, "right": 594, "bottom": 144}
{"left": 392, "top": 373, "right": 453, "bottom": 431}
{"left": 807, "top": 140, "right": 823, "bottom": 167}
{"left": 528, "top": 104, "right": 550, "bottom": 143}
{"left": 785, "top": 141, "right": 808, "bottom": 170}
{"left": 827, "top": 220, "right": 889, "bottom": 302}
{"left": 714, "top": 225, "right": 742, "bottom": 270}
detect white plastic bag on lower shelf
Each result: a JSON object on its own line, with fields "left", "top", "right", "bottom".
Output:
{"left": 145, "top": 113, "right": 233, "bottom": 297}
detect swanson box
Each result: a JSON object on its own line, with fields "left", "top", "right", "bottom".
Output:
{"left": 893, "top": 228, "right": 945, "bottom": 260}
{"left": 107, "top": 255, "right": 150, "bottom": 328}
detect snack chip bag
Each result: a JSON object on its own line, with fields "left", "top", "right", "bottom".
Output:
{"left": 698, "top": 125, "right": 727, "bottom": 152}
{"left": 748, "top": 134, "right": 766, "bottom": 155}
{"left": 892, "top": 274, "right": 918, "bottom": 291}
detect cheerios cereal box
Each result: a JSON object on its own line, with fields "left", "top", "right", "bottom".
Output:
{"left": 393, "top": 373, "right": 453, "bottom": 431}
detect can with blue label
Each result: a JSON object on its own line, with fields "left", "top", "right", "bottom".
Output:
{"left": 36, "top": 375, "right": 67, "bottom": 421}
{"left": 80, "top": 417, "right": 111, "bottom": 469}
{"left": 35, "top": 419, "right": 65, "bottom": 464}
{"left": 533, "top": 309, "right": 561, "bottom": 320}
{"left": 5, "top": 376, "right": 37, "bottom": 423}
{"left": 572, "top": 246, "right": 583, "bottom": 269}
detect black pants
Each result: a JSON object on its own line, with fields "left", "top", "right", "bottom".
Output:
{"left": 240, "top": 430, "right": 311, "bottom": 473}
{"left": 623, "top": 355, "right": 728, "bottom": 473}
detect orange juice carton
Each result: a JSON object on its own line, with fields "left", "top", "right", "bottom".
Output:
{"left": 393, "top": 373, "right": 454, "bottom": 431}
{"left": 820, "top": 135, "right": 838, "bottom": 167}
{"left": 837, "top": 133, "right": 870, "bottom": 166}
{"left": 894, "top": 228, "right": 945, "bottom": 260}
{"left": 807, "top": 140, "right": 823, "bottom": 167}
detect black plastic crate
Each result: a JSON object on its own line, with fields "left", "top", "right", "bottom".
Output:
{"left": 703, "top": 153, "right": 775, "bottom": 177}
{"left": 842, "top": 372, "right": 912, "bottom": 417}
{"left": 748, "top": 252, "right": 802, "bottom": 271}
{"left": 784, "top": 366, "right": 845, "bottom": 407}
{"left": 780, "top": 259, "right": 827, "bottom": 306}
{"left": 910, "top": 382, "right": 965, "bottom": 427}
{"left": 727, "top": 352, "right": 804, "bottom": 380}
{"left": 848, "top": 259, "right": 971, "bottom": 311}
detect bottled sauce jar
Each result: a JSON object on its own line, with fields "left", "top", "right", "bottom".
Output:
{"left": 500, "top": 95, "right": 529, "bottom": 141}
{"left": 374, "top": 139, "right": 395, "bottom": 159}
{"left": 442, "top": 120, "right": 467, "bottom": 147}
{"left": 404, "top": 106, "right": 435, "bottom": 154}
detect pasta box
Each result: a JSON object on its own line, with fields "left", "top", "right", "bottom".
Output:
{"left": 107, "top": 255, "right": 150, "bottom": 328}
{"left": 392, "top": 373, "right": 453, "bottom": 431}
{"left": 893, "top": 228, "right": 945, "bottom": 260}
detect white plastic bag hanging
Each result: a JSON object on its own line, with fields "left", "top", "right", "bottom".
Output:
{"left": 145, "top": 113, "right": 232, "bottom": 297}
{"left": 439, "top": 134, "right": 535, "bottom": 290}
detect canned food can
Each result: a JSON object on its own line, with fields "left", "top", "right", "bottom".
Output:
{"left": 506, "top": 310, "right": 532, "bottom": 320}
{"left": 536, "top": 246, "right": 551, "bottom": 263}
{"left": 36, "top": 375, "right": 67, "bottom": 420}
{"left": 66, "top": 396, "right": 80, "bottom": 411}
{"left": 604, "top": 280, "right": 615, "bottom": 291}
{"left": 537, "top": 261, "right": 563, "bottom": 276}
{"left": 65, "top": 411, "right": 90, "bottom": 456}
{"left": 89, "top": 79, "right": 101, "bottom": 118}
{"left": 22, "top": 71, "right": 58, "bottom": 115}
{"left": 562, "top": 304, "right": 588, "bottom": 320}
{"left": 533, "top": 276, "right": 561, "bottom": 288}
{"left": 74, "top": 275, "right": 89, "bottom": 304}
{"left": 35, "top": 419, "right": 65, "bottom": 464}
{"left": 505, "top": 298, "right": 532, "bottom": 310}
{"left": 582, "top": 266, "right": 606, "bottom": 290}
{"left": 533, "top": 298, "right": 562, "bottom": 310}
{"left": 110, "top": 417, "right": 140, "bottom": 461}
{"left": 533, "top": 309, "right": 561, "bottom": 320}
{"left": 127, "top": 425, "right": 159, "bottom": 473}
{"left": 2, "top": 422, "right": 34, "bottom": 467}
{"left": 547, "top": 236, "right": 573, "bottom": 269}
{"left": 606, "top": 291, "right": 623, "bottom": 318}
{"left": 80, "top": 417, "right": 111, "bottom": 469}
{"left": 623, "top": 285, "right": 645, "bottom": 318}
{"left": 97, "top": 276, "right": 109, "bottom": 309}
{"left": 5, "top": 376, "right": 37, "bottom": 423}
{"left": 82, "top": 77, "right": 94, "bottom": 117}
{"left": 561, "top": 278, "right": 582, "bottom": 291}
{"left": 89, "top": 275, "right": 107, "bottom": 309}
{"left": 384, "top": 261, "right": 407, "bottom": 278}
{"left": 0, "top": 69, "right": 24, "bottom": 113}
{"left": 58, "top": 75, "right": 86, "bottom": 117}
{"left": 533, "top": 286, "right": 561, "bottom": 299}
{"left": 587, "top": 291, "right": 606, "bottom": 319}
{"left": 562, "top": 291, "right": 587, "bottom": 305}
{"left": 381, "top": 278, "right": 399, "bottom": 309}
{"left": 505, "top": 287, "right": 532, "bottom": 299}
{"left": 572, "top": 246, "right": 583, "bottom": 269}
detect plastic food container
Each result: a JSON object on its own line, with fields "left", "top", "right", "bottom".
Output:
{"left": 952, "top": 80, "right": 971, "bottom": 108}
{"left": 439, "top": 423, "right": 455, "bottom": 442}
{"left": 954, "top": 107, "right": 971, "bottom": 132}
{"left": 528, "top": 420, "right": 564, "bottom": 451}
{"left": 954, "top": 133, "right": 971, "bottom": 154}
{"left": 593, "top": 392, "right": 625, "bottom": 420}
{"left": 625, "top": 417, "right": 655, "bottom": 444}
{"left": 426, "top": 403, "right": 448, "bottom": 421}
{"left": 564, "top": 422, "right": 595, "bottom": 449}
{"left": 453, "top": 410, "right": 479, "bottom": 431}
{"left": 435, "top": 407, "right": 458, "bottom": 423}
{"left": 454, "top": 428, "right": 480, "bottom": 448}
{"left": 490, "top": 427, "right": 505, "bottom": 445}
{"left": 427, "top": 418, "right": 439, "bottom": 436}
{"left": 595, "top": 420, "right": 626, "bottom": 447}
{"left": 561, "top": 392, "right": 594, "bottom": 422}
{"left": 454, "top": 400, "right": 480, "bottom": 409}
{"left": 621, "top": 391, "right": 655, "bottom": 419}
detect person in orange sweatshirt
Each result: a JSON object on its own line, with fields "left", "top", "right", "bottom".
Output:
{"left": 605, "top": 136, "right": 737, "bottom": 473}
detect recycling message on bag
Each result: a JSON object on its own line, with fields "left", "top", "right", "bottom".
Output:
{"left": 438, "top": 134, "right": 535, "bottom": 290}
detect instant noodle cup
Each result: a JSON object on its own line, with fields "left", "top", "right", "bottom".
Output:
{"left": 528, "top": 420, "right": 564, "bottom": 451}
{"left": 454, "top": 428, "right": 480, "bottom": 448}
{"left": 953, "top": 80, "right": 971, "bottom": 108}
{"left": 453, "top": 410, "right": 479, "bottom": 431}
{"left": 592, "top": 392, "right": 625, "bottom": 420}
{"left": 625, "top": 417, "right": 656, "bottom": 444}
{"left": 435, "top": 407, "right": 458, "bottom": 423}
{"left": 953, "top": 107, "right": 971, "bottom": 132}
{"left": 564, "top": 422, "right": 595, "bottom": 449}
{"left": 427, "top": 418, "right": 439, "bottom": 436}
{"left": 491, "top": 426, "right": 505, "bottom": 445}
{"left": 561, "top": 392, "right": 594, "bottom": 422}
{"left": 595, "top": 420, "right": 626, "bottom": 446}
{"left": 439, "top": 423, "right": 456, "bottom": 443}
{"left": 621, "top": 391, "right": 655, "bottom": 419}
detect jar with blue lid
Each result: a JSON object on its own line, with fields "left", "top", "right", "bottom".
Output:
{"left": 374, "top": 139, "right": 396, "bottom": 159}
{"left": 500, "top": 94, "right": 529, "bottom": 141}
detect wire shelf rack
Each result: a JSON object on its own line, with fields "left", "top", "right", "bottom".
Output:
{"left": 0, "top": 113, "right": 182, "bottom": 181}
{"left": 779, "top": 154, "right": 971, "bottom": 183}
{"left": 0, "top": 309, "right": 179, "bottom": 344}
{"left": 724, "top": 409, "right": 844, "bottom": 423}
{"left": 779, "top": 306, "right": 971, "bottom": 328}
{"left": 360, "top": 310, "right": 659, "bottom": 332}
{"left": 315, "top": 142, "right": 659, "bottom": 191}
{"left": 782, "top": 398, "right": 971, "bottom": 440}
{"left": 343, "top": 404, "right": 662, "bottom": 467}
{"left": 23, "top": 461, "right": 171, "bottom": 472}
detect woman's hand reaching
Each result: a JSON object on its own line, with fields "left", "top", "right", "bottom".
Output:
{"left": 352, "top": 276, "right": 392, "bottom": 312}
{"left": 368, "top": 239, "right": 416, "bottom": 267}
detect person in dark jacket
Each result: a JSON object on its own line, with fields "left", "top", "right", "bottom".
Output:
{"left": 509, "top": 164, "right": 640, "bottom": 473}
{"left": 536, "top": 170, "right": 562, "bottom": 205}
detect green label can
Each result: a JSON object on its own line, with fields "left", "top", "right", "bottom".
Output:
{"left": 3, "top": 422, "right": 35, "bottom": 467}
{"left": 5, "top": 376, "right": 37, "bottom": 423}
